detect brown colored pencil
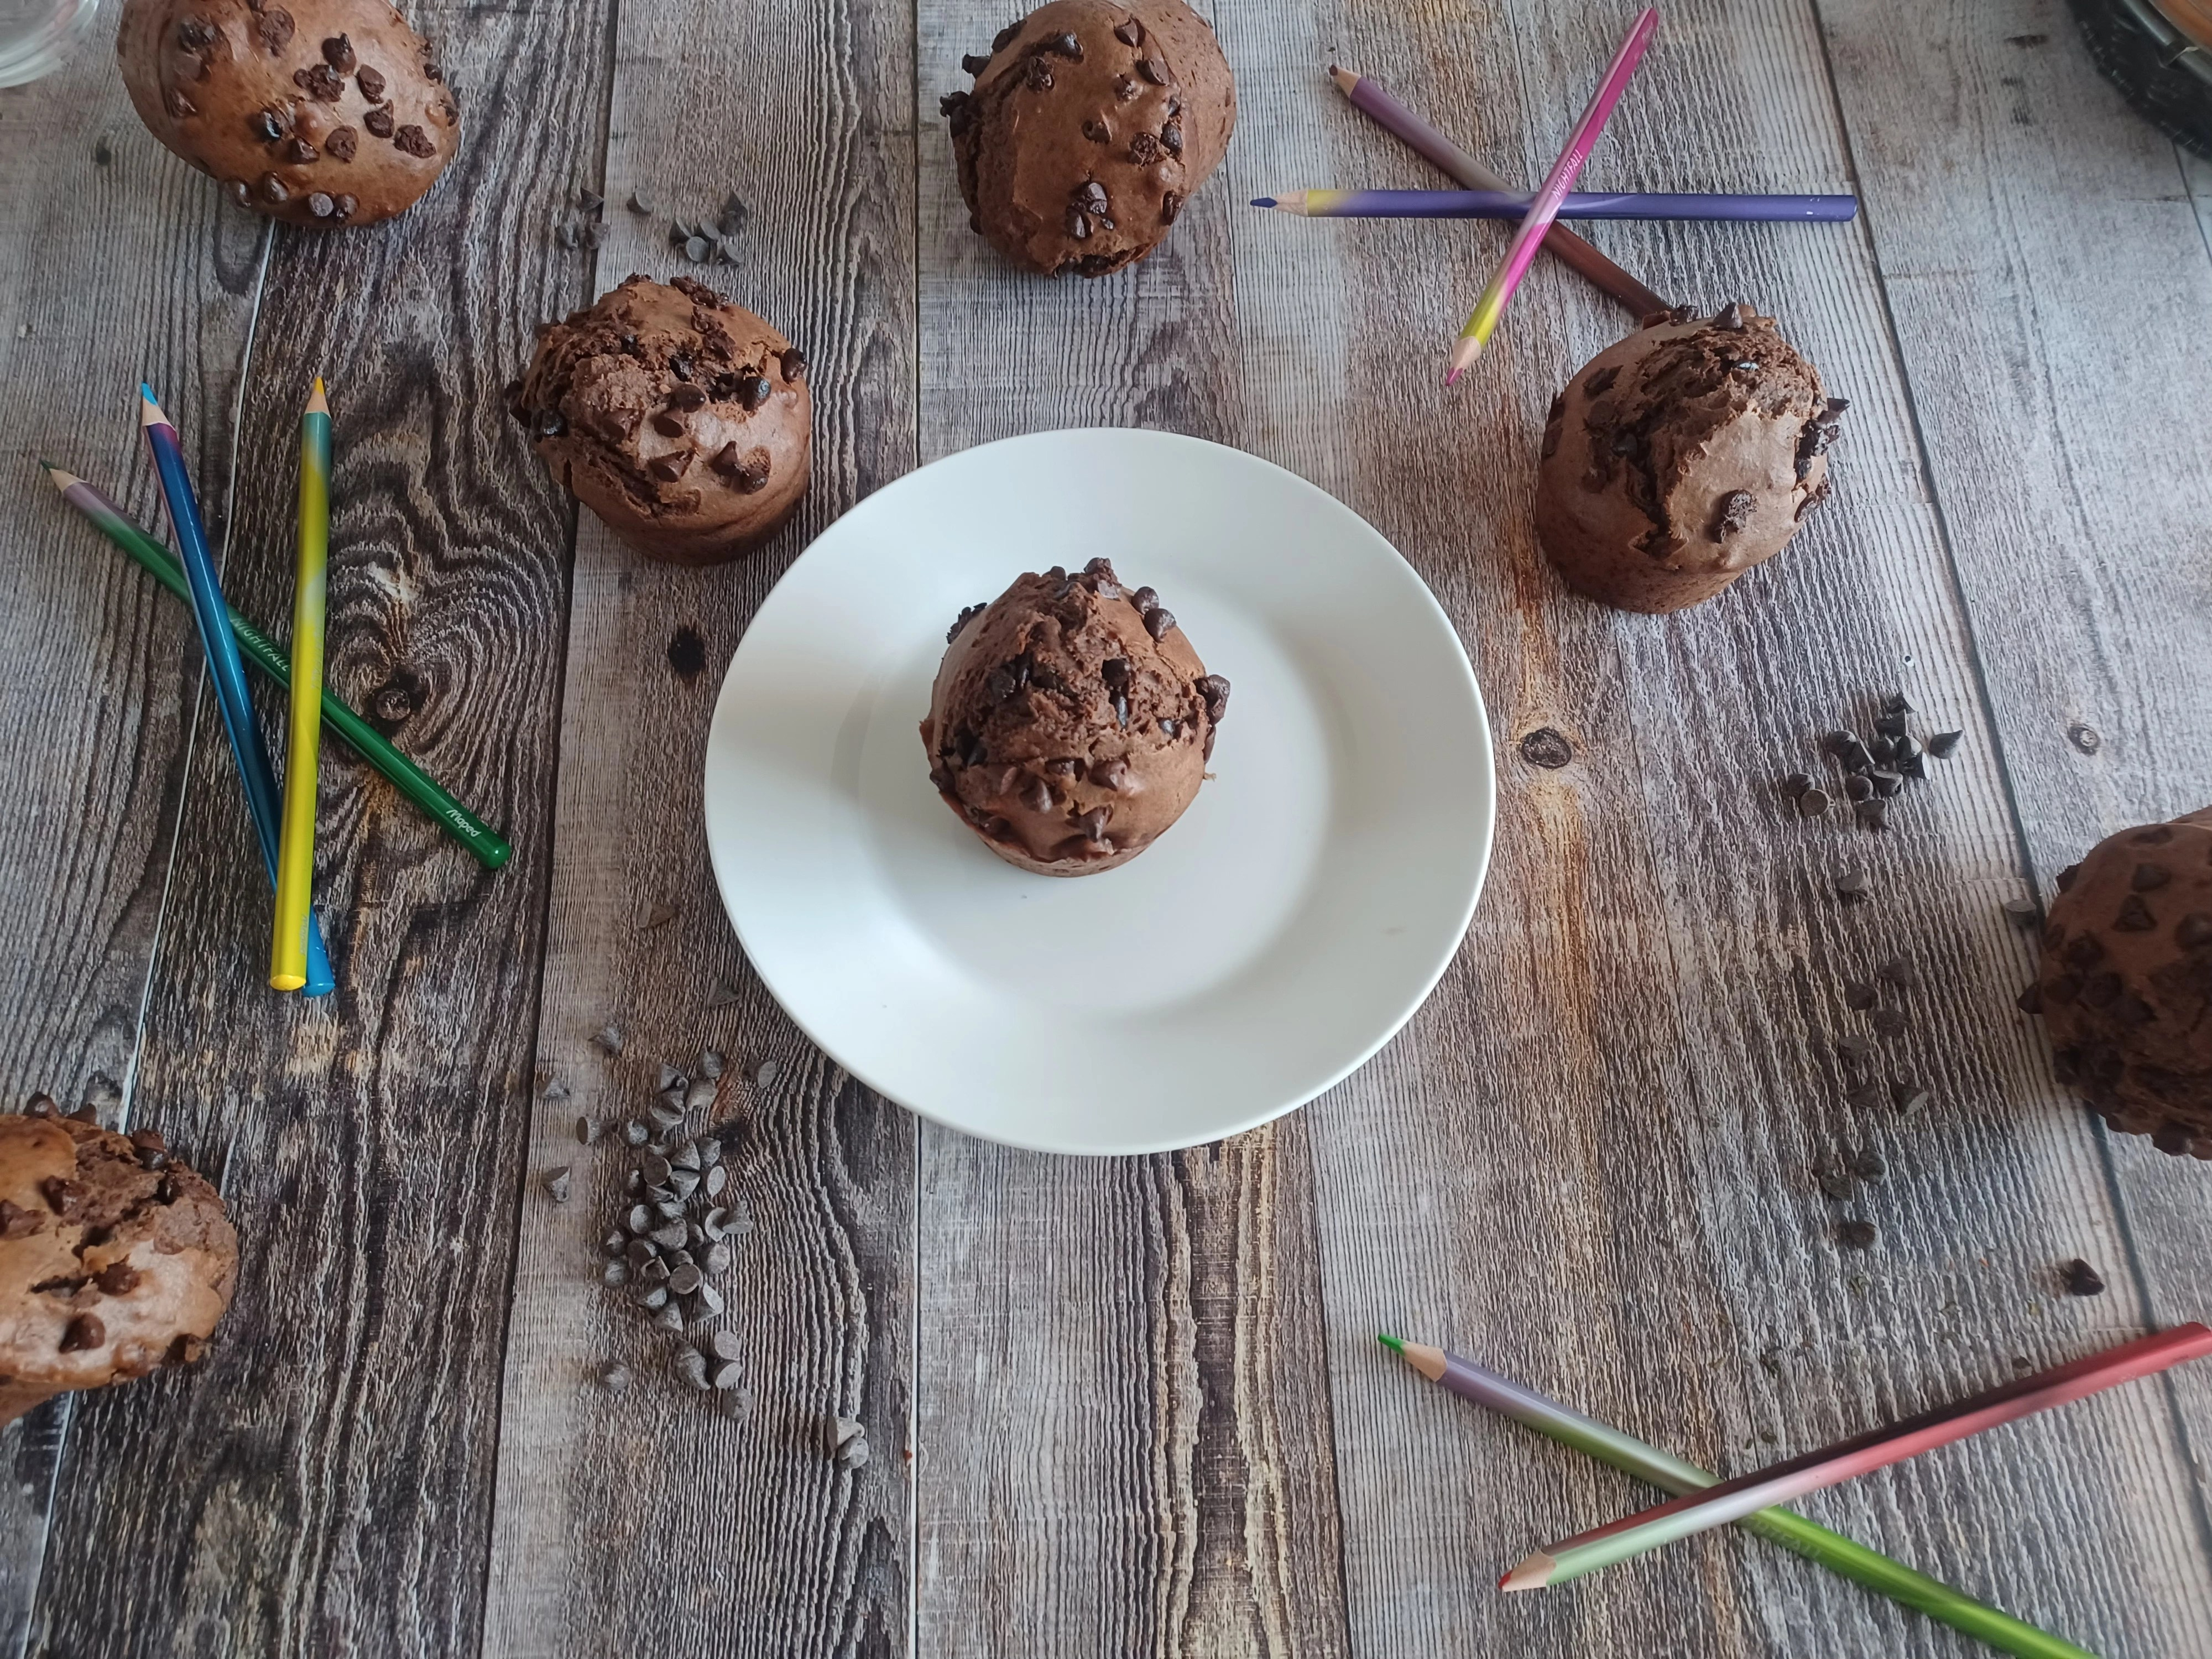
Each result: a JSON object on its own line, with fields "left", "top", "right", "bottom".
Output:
{"left": 1329, "top": 65, "right": 1668, "bottom": 319}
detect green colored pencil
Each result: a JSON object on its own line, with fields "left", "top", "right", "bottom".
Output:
{"left": 1380, "top": 1335, "right": 2096, "bottom": 1659}
{"left": 272, "top": 378, "right": 332, "bottom": 990}
{"left": 43, "top": 463, "right": 512, "bottom": 870}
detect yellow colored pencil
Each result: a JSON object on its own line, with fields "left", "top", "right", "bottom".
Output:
{"left": 271, "top": 377, "right": 331, "bottom": 990}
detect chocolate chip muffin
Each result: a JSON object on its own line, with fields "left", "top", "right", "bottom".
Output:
{"left": 1536, "top": 304, "right": 1841, "bottom": 613}
{"left": 0, "top": 1103, "right": 238, "bottom": 1425}
{"left": 941, "top": 0, "right": 1234, "bottom": 277}
{"left": 117, "top": 0, "right": 458, "bottom": 228}
{"left": 921, "top": 559, "right": 1228, "bottom": 875}
{"left": 509, "top": 275, "right": 811, "bottom": 566}
{"left": 2031, "top": 807, "right": 2212, "bottom": 1159}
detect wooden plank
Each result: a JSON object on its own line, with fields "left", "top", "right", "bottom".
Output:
{"left": 477, "top": 0, "right": 921, "bottom": 1653}
{"left": 0, "top": 42, "right": 269, "bottom": 1650}
{"left": 1228, "top": 1, "right": 2212, "bottom": 1655}
{"left": 911, "top": 4, "right": 1350, "bottom": 1656}
{"left": 20, "top": 0, "right": 615, "bottom": 1646}
{"left": 1817, "top": 0, "right": 2212, "bottom": 1598}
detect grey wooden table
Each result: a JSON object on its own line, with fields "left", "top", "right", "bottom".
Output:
{"left": 2, "top": 0, "right": 2209, "bottom": 1653}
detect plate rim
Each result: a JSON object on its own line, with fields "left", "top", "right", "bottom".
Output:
{"left": 702, "top": 426, "right": 1496, "bottom": 1155}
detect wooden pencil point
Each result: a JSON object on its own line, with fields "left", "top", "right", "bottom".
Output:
{"left": 1500, "top": 1554, "right": 1554, "bottom": 1593}
{"left": 1329, "top": 64, "right": 1358, "bottom": 95}
{"left": 1376, "top": 1332, "right": 1402, "bottom": 1353}
{"left": 307, "top": 376, "right": 329, "bottom": 415}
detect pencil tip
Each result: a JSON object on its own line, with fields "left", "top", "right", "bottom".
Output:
{"left": 306, "top": 376, "right": 329, "bottom": 415}
{"left": 1443, "top": 368, "right": 1463, "bottom": 388}
{"left": 1376, "top": 1333, "right": 1404, "bottom": 1353}
{"left": 1499, "top": 1554, "right": 1554, "bottom": 1593}
{"left": 1329, "top": 65, "right": 1357, "bottom": 93}
{"left": 1250, "top": 197, "right": 1275, "bottom": 208}
{"left": 138, "top": 385, "right": 165, "bottom": 425}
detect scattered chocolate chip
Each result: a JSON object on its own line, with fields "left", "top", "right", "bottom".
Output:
{"left": 1043, "top": 29, "right": 1082, "bottom": 58}
{"left": 1844, "top": 982, "right": 1877, "bottom": 1010}
{"left": 1161, "top": 189, "right": 1183, "bottom": 222}
{"left": 59, "top": 1314, "right": 105, "bottom": 1352}
{"left": 1836, "top": 1034, "right": 1875, "bottom": 1063}
{"left": 1833, "top": 868, "right": 1867, "bottom": 899}
{"left": 593, "top": 1023, "right": 625, "bottom": 1056}
{"left": 651, "top": 411, "right": 687, "bottom": 437}
{"left": 1115, "top": 73, "right": 1141, "bottom": 101}
{"left": 1024, "top": 55, "right": 1053, "bottom": 91}
{"left": 545, "top": 1167, "right": 572, "bottom": 1203}
{"left": 778, "top": 346, "right": 807, "bottom": 383}
{"left": 535, "top": 408, "right": 566, "bottom": 440}
{"left": 961, "top": 51, "right": 992, "bottom": 74}
{"left": 993, "top": 19, "right": 1021, "bottom": 49}
{"left": 1137, "top": 56, "right": 1168, "bottom": 83}
{"left": 2060, "top": 1259, "right": 2106, "bottom": 1297}
{"left": 2067, "top": 724, "right": 2100, "bottom": 755}
{"left": 394, "top": 124, "right": 435, "bottom": 159}
{"left": 1520, "top": 728, "right": 1572, "bottom": 769}
{"left": 262, "top": 174, "right": 289, "bottom": 204}
{"left": 1854, "top": 798, "right": 1889, "bottom": 830}
{"left": 1065, "top": 206, "right": 1091, "bottom": 239}
{"left": 2114, "top": 894, "right": 2156, "bottom": 931}
{"left": 1114, "top": 18, "right": 1144, "bottom": 45}
{"left": 1128, "top": 131, "right": 1161, "bottom": 164}
{"left": 1713, "top": 302, "right": 1746, "bottom": 330}
{"left": 324, "top": 125, "right": 357, "bottom": 162}
{"left": 39, "top": 1177, "right": 83, "bottom": 1220}
{"left": 254, "top": 7, "right": 293, "bottom": 52}
{"left": 251, "top": 108, "right": 284, "bottom": 142}
{"left": 1197, "top": 675, "right": 1231, "bottom": 724}
{"left": 294, "top": 61, "right": 345, "bottom": 101}
{"left": 1844, "top": 774, "right": 1873, "bottom": 803}
{"left": 2131, "top": 863, "right": 2172, "bottom": 892}
{"left": 1837, "top": 1219, "right": 1877, "bottom": 1250}
{"left": 1142, "top": 607, "right": 1174, "bottom": 639}
{"left": 1869, "top": 769, "right": 1903, "bottom": 798}
{"left": 1870, "top": 1006, "right": 1907, "bottom": 1037}
{"left": 1076, "top": 807, "right": 1110, "bottom": 843}
{"left": 1797, "top": 787, "right": 1830, "bottom": 817}
{"left": 2001, "top": 897, "right": 2040, "bottom": 928}
{"left": 364, "top": 104, "right": 395, "bottom": 138}
{"left": 1160, "top": 119, "right": 1182, "bottom": 156}
{"left": 1926, "top": 730, "right": 1962, "bottom": 759}
{"left": 95, "top": 1261, "right": 141, "bottom": 1295}
{"left": 1711, "top": 489, "right": 1755, "bottom": 540}
{"left": 0, "top": 1201, "right": 43, "bottom": 1239}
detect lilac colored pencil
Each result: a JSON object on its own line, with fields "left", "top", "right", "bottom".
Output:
{"left": 1256, "top": 189, "right": 1856, "bottom": 222}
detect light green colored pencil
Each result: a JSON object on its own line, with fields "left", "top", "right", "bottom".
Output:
{"left": 1380, "top": 1336, "right": 2096, "bottom": 1659}
{"left": 271, "top": 377, "right": 331, "bottom": 990}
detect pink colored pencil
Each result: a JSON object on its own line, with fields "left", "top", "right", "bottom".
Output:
{"left": 1447, "top": 8, "right": 1660, "bottom": 384}
{"left": 1503, "top": 1322, "right": 2212, "bottom": 1591}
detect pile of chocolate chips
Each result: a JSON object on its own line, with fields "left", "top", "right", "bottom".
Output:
{"left": 545, "top": 1043, "right": 770, "bottom": 1417}
{"left": 1780, "top": 693, "right": 1964, "bottom": 832}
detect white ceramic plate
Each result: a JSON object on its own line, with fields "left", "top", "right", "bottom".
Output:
{"left": 703, "top": 429, "right": 1493, "bottom": 1155}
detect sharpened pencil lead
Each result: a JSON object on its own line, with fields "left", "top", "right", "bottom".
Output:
{"left": 1377, "top": 1333, "right": 1404, "bottom": 1353}
{"left": 1250, "top": 197, "right": 1276, "bottom": 208}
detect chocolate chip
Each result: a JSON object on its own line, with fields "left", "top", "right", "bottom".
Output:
{"left": 395, "top": 124, "right": 436, "bottom": 159}
{"left": 1076, "top": 807, "right": 1110, "bottom": 843}
{"left": 165, "top": 88, "right": 199, "bottom": 118}
{"left": 2056, "top": 862, "right": 2082, "bottom": 892}
{"left": 2132, "top": 863, "right": 2171, "bottom": 891}
{"left": 1065, "top": 207, "right": 1091, "bottom": 239}
{"left": 294, "top": 62, "right": 345, "bottom": 101}
{"left": 321, "top": 31, "right": 354, "bottom": 69}
{"left": 1836, "top": 1034, "right": 1875, "bottom": 1063}
{"left": 1114, "top": 18, "right": 1144, "bottom": 45}
{"left": 251, "top": 108, "right": 284, "bottom": 142}
{"left": 779, "top": 346, "right": 807, "bottom": 382}
{"left": 1024, "top": 55, "right": 1053, "bottom": 91}
{"left": 1869, "top": 769, "right": 1903, "bottom": 798}
{"left": 652, "top": 411, "right": 686, "bottom": 437}
{"left": 1837, "top": 1220, "right": 1877, "bottom": 1250}
{"left": 2177, "top": 914, "right": 2212, "bottom": 949}
{"left": 364, "top": 105, "right": 395, "bottom": 138}
{"left": 1870, "top": 1007, "right": 1907, "bottom": 1037}
{"left": 1128, "top": 131, "right": 1161, "bottom": 164}
{"left": 1797, "top": 787, "right": 1830, "bottom": 817}
{"left": 177, "top": 14, "right": 215, "bottom": 46}
{"left": 2114, "top": 894, "right": 2156, "bottom": 931}
{"left": 1044, "top": 30, "right": 1082, "bottom": 58}
{"left": 1092, "top": 757, "right": 1130, "bottom": 792}
{"left": 992, "top": 20, "right": 1020, "bottom": 50}
{"left": 254, "top": 7, "right": 293, "bottom": 52}
{"left": 1707, "top": 489, "right": 1756, "bottom": 540}
{"left": 2060, "top": 1259, "right": 2106, "bottom": 1296}
{"left": 1844, "top": 774, "right": 1873, "bottom": 802}
{"left": 1159, "top": 717, "right": 1179, "bottom": 738}
{"left": 0, "top": 1200, "right": 43, "bottom": 1239}
{"left": 2068, "top": 724, "right": 2101, "bottom": 755}
{"left": 262, "top": 174, "right": 289, "bottom": 204}
{"left": 1854, "top": 798, "right": 1888, "bottom": 830}
{"left": 1142, "top": 607, "right": 1174, "bottom": 639}
{"left": 325, "top": 126, "right": 357, "bottom": 161}
{"left": 1869, "top": 736, "right": 1896, "bottom": 766}
{"left": 1112, "top": 692, "right": 1129, "bottom": 727}
{"left": 306, "top": 191, "right": 335, "bottom": 218}
{"left": 1520, "top": 728, "right": 1572, "bottom": 769}
{"left": 1019, "top": 777, "right": 1053, "bottom": 813}
{"left": 947, "top": 602, "right": 986, "bottom": 643}
{"left": 1115, "top": 74, "right": 1141, "bottom": 101}
{"left": 1137, "top": 56, "right": 1168, "bottom": 83}
{"left": 355, "top": 62, "right": 385, "bottom": 101}
{"left": 1713, "top": 302, "right": 1746, "bottom": 330}
{"left": 648, "top": 451, "right": 693, "bottom": 483}
{"left": 1162, "top": 190, "right": 1183, "bottom": 222}
{"left": 535, "top": 408, "right": 566, "bottom": 440}
{"left": 2017, "top": 982, "right": 2043, "bottom": 1013}
{"left": 1160, "top": 120, "right": 1182, "bottom": 156}
{"left": 2002, "top": 897, "right": 2041, "bottom": 927}
{"left": 961, "top": 51, "right": 992, "bottom": 74}
{"left": 59, "top": 1314, "right": 105, "bottom": 1352}
{"left": 1844, "top": 981, "right": 1877, "bottom": 1010}
{"left": 39, "top": 1177, "right": 83, "bottom": 1220}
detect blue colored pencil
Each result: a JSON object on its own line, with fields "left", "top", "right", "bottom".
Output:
{"left": 1254, "top": 189, "right": 1857, "bottom": 222}
{"left": 139, "top": 385, "right": 336, "bottom": 997}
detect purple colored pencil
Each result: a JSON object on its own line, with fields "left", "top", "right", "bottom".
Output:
{"left": 1255, "top": 189, "right": 1856, "bottom": 222}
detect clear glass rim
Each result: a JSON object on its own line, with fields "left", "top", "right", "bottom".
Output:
{"left": 0, "top": 0, "right": 105, "bottom": 91}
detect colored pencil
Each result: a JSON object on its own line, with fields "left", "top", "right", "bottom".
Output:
{"left": 1328, "top": 67, "right": 1667, "bottom": 317}
{"left": 271, "top": 379, "right": 331, "bottom": 991}
{"left": 1504, "top": 1322, "right": 2212, "bottom": 1593}
{"left": 1448, "top": 9, "right": 1660, "bottom": 384}
{"left": 1379, "top": 1337, "right": 2094, "bottom": 1659}
{"left": 140, "top": 386, "right": 337, "bottom": 996}
{"left": 44, "top": 466, "right": 513, "bottom": 870}
{"left": 1255, "top": 189, "right": 1857, "bottom": 222}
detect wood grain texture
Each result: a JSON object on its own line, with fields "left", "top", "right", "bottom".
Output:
{"left": 1816, "top": 0, "right": 2212, "bottom": 1593}
{"left": 0, "top": 40, "right": 269, "bottom": 1652}
{"left": 478, "top": 0, "right": 920, "bottom": 1653}
{"left": 913, "top": 6, "right": 1350, "bottom": 1657}
{"left": 1228, "top": 1, "right": 2212, "bottom": 1655}
{"left": 18, "top": 0, "right": 614, "bottom": 1646}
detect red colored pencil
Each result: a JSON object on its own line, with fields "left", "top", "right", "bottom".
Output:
{"left": 1504, "top": 1323, "right": 2212, "bottom": 1590}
